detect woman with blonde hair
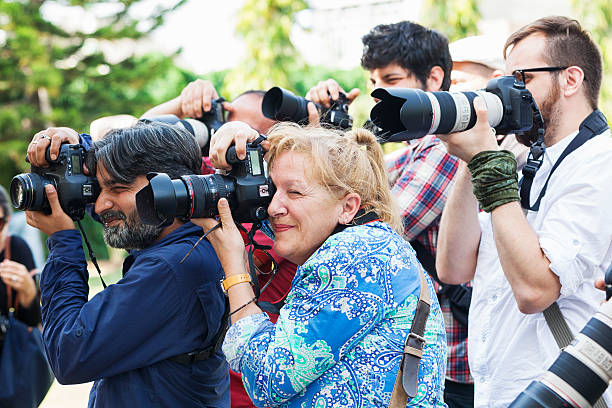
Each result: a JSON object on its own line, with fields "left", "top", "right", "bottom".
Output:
{"left": 195, "top": 122, "right": 447, "bottom": 407}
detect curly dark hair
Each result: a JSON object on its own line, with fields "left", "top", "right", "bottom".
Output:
{"left": 361, "top": 21, "right": 452, "bottom": 91}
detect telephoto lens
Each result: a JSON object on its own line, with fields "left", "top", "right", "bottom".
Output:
{"left": 370, "top": 75, "right": 534, "bottom": 141}
{"left": 262, "top": 86, "right": 353, "bottom": 129}
{"left": 510, "top": 300, "right": 612, "bottom": 408}
{"left": 136, "top": 145, "right": 274, "bottom": 227}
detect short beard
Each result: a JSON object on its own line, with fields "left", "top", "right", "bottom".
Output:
{"left": 517, "top": 77, "right": 561, "bottom": 147}
{"left": 101, "top": 210, "right": 162, "bottom": 250}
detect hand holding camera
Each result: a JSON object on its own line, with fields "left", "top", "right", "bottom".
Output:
{"left": 437, "top": 96, "right": 500, "bottom": 162}
{"left": 179, "top": 79, "right": 222, "bottom": 118}
{"left": 27, "top": 127, "right": 80, "bottom": 167}
{"left": 305, "top": 78, "right": 360, "bottom": 108}
{"left": 24, "top": 184, "right": 75, "bottom": 237}
{"left": 208, "top": 121, "right": 270, "bottom": 170}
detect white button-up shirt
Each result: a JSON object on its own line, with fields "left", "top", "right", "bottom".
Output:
{"left": 470, "top": 128, "right": 612, "bottom": 407}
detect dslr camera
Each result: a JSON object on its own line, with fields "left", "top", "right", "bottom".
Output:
{"left": 143, "top": 98, "right": 226, "bottom": 156}
{"left": 10, "top": 144, "right": 100, "bottom": 220}
{"left": 370, "top": 75, "right": 535, "bottom": 141}
{"left": 262, "top": 87, "right": 353, "bottom": 129}
{"left": 136, "top": 140, "right": 275, "bottom": 226}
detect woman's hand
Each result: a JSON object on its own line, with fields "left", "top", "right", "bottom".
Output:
{"left": 191, "top": 198, "right": 248, "bottom": 275}
{"left": 209, "top": 121, "right": 269, "bottom": 170}
{"left": 0, "top": 260, "right": 37, "bottom": 307}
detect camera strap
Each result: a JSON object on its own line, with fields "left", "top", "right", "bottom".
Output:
{"left": 389, "top": 265, "right": 431, "bottom": 407}
{"left": 519, "top": 110, "right": 609, "bottom": 211}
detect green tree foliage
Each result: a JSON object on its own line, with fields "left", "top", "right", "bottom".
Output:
{"left": 0, "top": 0, "right": 192, "bottom": 189}
{"left": 0, "top": 0, "right": 194, "bottom": 259}
{"left": 420, "top": 0, "right": 481, "bottom": 42}
{"left": 571, "top": 0, "right": 612, "bottom": 118}
{"left": 222, "top": 0, "right": 307, "bottom": 98}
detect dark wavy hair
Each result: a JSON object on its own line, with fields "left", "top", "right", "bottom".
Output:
{"left": 88, "top": 121, "right": 202, "bottom": 184}
{"left": 361, "top": 21, "right": 452, "bottom": 91}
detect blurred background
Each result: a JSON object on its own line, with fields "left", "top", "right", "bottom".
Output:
{"left": 1, "top": 0, "right": 610, "bottom": 406}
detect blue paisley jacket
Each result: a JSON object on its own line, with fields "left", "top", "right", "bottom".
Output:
{"left": 223, "top": 221, "right": 447, "bottom": 407}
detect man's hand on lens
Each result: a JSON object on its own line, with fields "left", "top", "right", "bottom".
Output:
{"left": 209, "top": 121, "right": 268, "bottom": 170}
{"left": 27, "top": 127, "right": 80, "bottom": 167}
{"left": 305, "top": 78, "right": 360, "bottom": 108}
{"left": 179, "top": 79, "right": 219, "bottom": 118}
{"left": 437, "top": 96, "right": 499, "bottom": 162}
{"left": 25, "top": 185, "right": 75, "bottom": 236}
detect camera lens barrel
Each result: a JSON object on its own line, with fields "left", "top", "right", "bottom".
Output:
{"left": 371, "top": 88, "right": 504, "bottom": 141}
{"left": 510, "top": 301, "right": 612, "bottom": 408}
{"left": 262, "top": 86, "right": 309, "bottom": 123}
{"left": 10, "top": 173, "right": 50, "bottom": 212}
{"left": 136, "top": 172, "right": 235, "bottom": 227}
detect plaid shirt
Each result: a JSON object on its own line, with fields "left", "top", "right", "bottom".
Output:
{"left": 386, "top": 135, "right": 472, "bottom": 384}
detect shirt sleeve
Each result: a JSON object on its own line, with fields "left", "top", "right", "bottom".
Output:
{"left": 79, "top": 133, "right": 93, "bottom": 150}
{"left": 537, "top": 162, "right": 612, "bottom": 297}
{"left": 41, "top": 229, "right": 188, "bottom": 384}
{"left": 221, "top": 238, "right": 390, "bottom": 407}
{"left": 386, "top": 137, "right": 458, "bottom": 240}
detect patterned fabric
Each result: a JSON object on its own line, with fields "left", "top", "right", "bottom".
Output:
{"left": 385, "top": 137, "right": 471, "bottom": 384}
{"left": 223, "top": 222, "right": 447, "bottom": 408}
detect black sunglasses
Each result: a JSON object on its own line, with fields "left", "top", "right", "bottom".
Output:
{"left": 512, "top": 66, "right": 568, "bottom": 84}
{"left": 0, "top": 217, "right": 6, "bottom": 230}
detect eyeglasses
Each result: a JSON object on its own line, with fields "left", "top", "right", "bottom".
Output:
{"left": 512, "top": 66, "right": 568, "bottom": 84}
{"left": 0, "top": 217, "right": 6, "bottom": 230}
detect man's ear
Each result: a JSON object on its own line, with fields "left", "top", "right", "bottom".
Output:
{"left": 426, "top": 66, "right": 445, "bottom": 91}
{"left": 563, "top": 66, "right": 585, "bottom": 98}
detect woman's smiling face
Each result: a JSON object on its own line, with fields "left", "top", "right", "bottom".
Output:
{"left": 267, "top": 151, "right": 345, "bottom": 265}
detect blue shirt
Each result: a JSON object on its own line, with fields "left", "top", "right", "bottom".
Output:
{"left": 41, "top": 222, "right": 230, "bottom": 407}
{"left": 223, "top": 221, "right": 447, "bottom": 407}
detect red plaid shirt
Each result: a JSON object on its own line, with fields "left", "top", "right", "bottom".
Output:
{"left": 386, "top": 135, "right": 472, "bottom": 384}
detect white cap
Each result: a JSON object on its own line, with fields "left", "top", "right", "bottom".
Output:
{"left": 449, "top": 35, "right": 506, "bottom": 71}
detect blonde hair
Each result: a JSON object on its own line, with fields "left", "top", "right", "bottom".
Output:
{"left": 265, "top": 123, "right": 402, "bottom": 233}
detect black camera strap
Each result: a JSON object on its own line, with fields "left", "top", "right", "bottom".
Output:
{"left": 520, "top": 110, "right": 609, "bottom": 211}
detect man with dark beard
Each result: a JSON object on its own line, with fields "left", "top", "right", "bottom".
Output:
{"left": 435, "top": 16, "right": 612, "bottom": 407}
{"left": 25, "top": 122, "right": 230, "bottom": 407}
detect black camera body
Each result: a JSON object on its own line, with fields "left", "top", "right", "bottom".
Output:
{"left": 198, "top": 98, "right": 226, "bottom": 138}
{"left": 10, "top": 144, "right": 100, "bottom": 220}
{"left": 262, "top": 86, "right": 353, "bottom": 129}
{"left": 370, "top": 76, "right": 535, "bottom": 141}
{"left": 136, "top": 142, "right": 275, "bottom": 226}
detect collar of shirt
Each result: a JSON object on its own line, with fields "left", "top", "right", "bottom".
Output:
{"left": 541, "top": 129, "right": 578, "bottom": 168}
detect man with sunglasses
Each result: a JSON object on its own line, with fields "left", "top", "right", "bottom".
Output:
{"left": 436, "top": 16, "right": 612, "bottom": 407}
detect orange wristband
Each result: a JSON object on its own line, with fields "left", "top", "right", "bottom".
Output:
{"left": 221, "top": 273, "right": 251, "bottom": 293}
